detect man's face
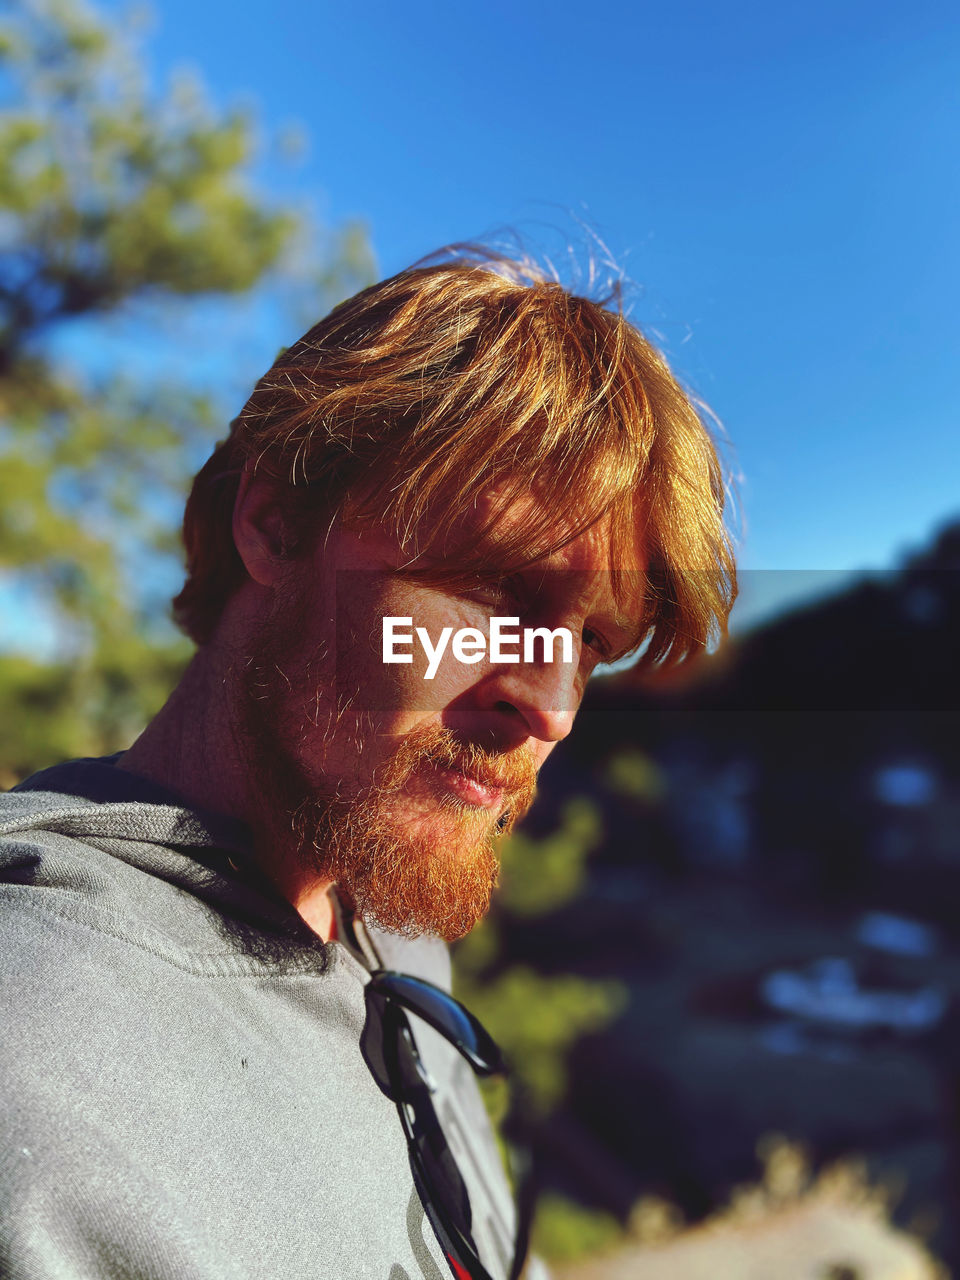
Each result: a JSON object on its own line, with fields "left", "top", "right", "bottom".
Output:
{"left": 238, "top": 495, "right": 644, "bottom": 941}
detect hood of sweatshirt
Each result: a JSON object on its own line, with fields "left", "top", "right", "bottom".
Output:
{"left": 1, "top": 754, "right": 338, "bottom": 974}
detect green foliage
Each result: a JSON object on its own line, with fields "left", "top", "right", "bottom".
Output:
{"left": 0, "top": 0, "right": 297, "bottom": 330}
{"left": 455, "top": 797, "right": 604, "bottom": 989}
{"left": 530, "top": 1193, "right": 623, "bottom": 1263}
{"left": 455, "top": 799, "right": 625, "bottom": 1105}
{"left": 0, "top": 640, "right": 189, "bottom": 786}
{"left": 0, "top": 0, "right": 373, "bottom": 778}
{"left": 453, "top": 798, "right": 630, "bottom": 1257}
{"left": 494, "top": 795, "right": 602, "bottom": 917}
{"left": 606, "top": 748, "right": 667, "bottom": 804}
{"left": 457, "top": 963, "right": 625, "bottom": 1113}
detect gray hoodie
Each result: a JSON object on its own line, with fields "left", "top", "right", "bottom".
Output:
{"left": 0, "top": 757, "right": 517, "bottom": 1280}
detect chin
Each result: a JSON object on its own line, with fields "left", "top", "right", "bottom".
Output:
{"left": 299, "top": 797, "right": 500, "bottom": 943}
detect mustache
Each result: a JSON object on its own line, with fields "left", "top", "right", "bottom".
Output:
{"left": 375, "top": 724, "right": 539, "bottom": 816}
{"left": 426, "top": 739, "right": 539, "bottom": 797}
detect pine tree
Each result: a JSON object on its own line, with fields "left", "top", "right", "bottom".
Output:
{"left": 0, "top": 0, "right": 372, "bottom": 782}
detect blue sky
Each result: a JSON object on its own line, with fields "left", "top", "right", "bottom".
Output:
{"left": 6, "top": 0, "right": 960, "bottom": 648}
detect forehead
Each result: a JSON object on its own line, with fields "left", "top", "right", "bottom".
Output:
{"left": 461, "top": 485, "right": 645, "bottom": 572}
{"left": 425, "top": 486, "right": 650, "bottom": 642}
{"left": 338, "top": 481, "right": 647, "bottom": 615}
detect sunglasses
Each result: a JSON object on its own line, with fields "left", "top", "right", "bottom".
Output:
{"left": 362, "top": 969, "right": 534, "bottom": 1280}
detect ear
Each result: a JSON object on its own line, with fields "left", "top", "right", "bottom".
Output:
{"left": 232, "top": 470, "right": 296, "bottom": 587}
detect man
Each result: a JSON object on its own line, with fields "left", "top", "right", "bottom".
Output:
{"left": 0, "top": 250, "right": 735, "bottom": 1278}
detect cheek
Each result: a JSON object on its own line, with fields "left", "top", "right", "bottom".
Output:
{"left": 330, "top": 579, "right": 426, "bottom": 723}
{"left": 333, "top": 579, "right": 486, "bottom": 721}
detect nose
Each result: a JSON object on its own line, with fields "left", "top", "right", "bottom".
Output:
{"left": 475, "top": 652, "right": 582, "bottom": 745}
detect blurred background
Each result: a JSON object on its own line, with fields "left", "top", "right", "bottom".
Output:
{"left": 0, "top": 0, "right": 957, "bottom": 1274}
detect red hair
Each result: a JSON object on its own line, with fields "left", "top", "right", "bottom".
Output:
{"left": 173, "top": 250, "right": 736, "bottom": 665}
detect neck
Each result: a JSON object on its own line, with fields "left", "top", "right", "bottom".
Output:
{"left": 117, "top": 645, "right": 336, "bottom": 940}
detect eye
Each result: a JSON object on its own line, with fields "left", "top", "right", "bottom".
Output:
{"left": 582, "top": 626, "right": 610, "bottom": 659}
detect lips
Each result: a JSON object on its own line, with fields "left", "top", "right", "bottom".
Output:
{"left": 434, "top": 763, "right": 506, "bottom": 810}
{"left": 413, "top": 743, "right": 537, "bottom": 821}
